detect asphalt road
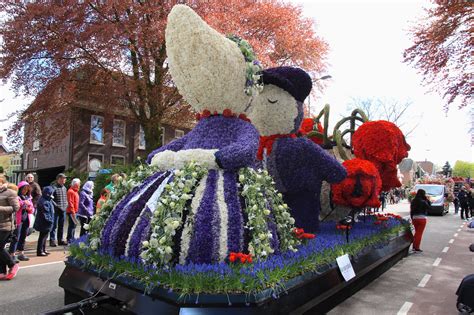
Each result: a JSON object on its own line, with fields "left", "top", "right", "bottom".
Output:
{"left": 0, "top": 201, "right": 472, "bottom": 315}
{"left": 330, "top": 201, "right": 473, "bottom": 315}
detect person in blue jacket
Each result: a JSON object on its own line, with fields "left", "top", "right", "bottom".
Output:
{"left": 34, "top": 186, "right": 55, "bottom": 256}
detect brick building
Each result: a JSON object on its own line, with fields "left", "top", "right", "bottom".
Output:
{"left": 18, "top": 73, "right": 194, "bottom": 188}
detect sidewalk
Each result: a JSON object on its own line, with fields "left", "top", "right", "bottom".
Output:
{"left": 10, "top": 224, "right": 80, "bottom": 268}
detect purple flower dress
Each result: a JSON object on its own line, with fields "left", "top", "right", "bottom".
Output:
{"left": 100, "top": 115, "right": 272, "bottom": 264}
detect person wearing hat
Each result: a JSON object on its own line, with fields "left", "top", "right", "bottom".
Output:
{"left": 248, "top": 66, "right": 346, "bottom": 233}
{"left": 34, "top": 186, "right": 55, "bottom": 256}
{"left": 50, "top": 173, "right": 68, "bottom": 247}
{"left": 8, "top": 180, "right": 34, "bottom": 261}
{"left": 0, "top": 175, "right": 20, "bottom": 280}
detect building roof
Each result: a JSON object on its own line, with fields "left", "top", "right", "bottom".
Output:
{"left": 416, "top": 161, "right": 435, "bottom": 175}
{"left": 24, "top": 65, "right": 196, "bottom": 131}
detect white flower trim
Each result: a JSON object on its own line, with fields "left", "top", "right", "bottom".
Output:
{"left": 261, "top": 169, "right": 300, "bottom": 252}
{"left": 216, "top": 170, "right": 229, "bottom": 262}
{"left": 87, "top": 164, "right": 159, "bottom": 251}
{"left": 150, "top": 150, "right": 176, "bottom": 170}
{"left": 239, "top": 168, "right": 300, "bottom": 258}
{"left": 141, "top": 162, "right": 207, "bottom": 266}
{"left": 165, "top": 5, "right": 251, "bottom": 115}
{"left": 125, "top": 173, "right": 173, "bottom": 257}
{"left": 239, "top": 168, "right": 275, "bottom": 259}
{"left": 150, "top": 149, "right": 219, "bottom": 171}
{"left": 179, "top": 174, "right": 208, "bottom": 265}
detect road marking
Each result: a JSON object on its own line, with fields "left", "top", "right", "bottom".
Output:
{"left": 418, "top": 274, "right": 431, "bottom": 287}
{"left": 449, "top": 239, "right": 454, "bottom": 244}
{"left": 433, "top": 258, "right": 442, "bottom": 267}
{"left": 442, "top": 247, "right": 449, "bottom": 253}
{"left": 460, "top": 225, "right": 464, "bottom": 228}
{"left": 19, "top": 261, "right": 64, "bottom": 269}
{"left": 454, "top": 233, "right": 458, "bottom": 237}
{"left": 457, "top": 229, "right": 461, "bottom": 232}
{"left": 397, "top": 302, "right": 413, "bottom": 315}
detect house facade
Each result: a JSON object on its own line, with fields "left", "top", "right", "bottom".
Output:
{"left": 20, "top": 106, "right": 191, "bottom": 188}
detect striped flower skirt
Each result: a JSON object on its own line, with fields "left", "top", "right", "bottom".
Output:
{"left": 99, "top": 168, "right": 286, "bottom": 265}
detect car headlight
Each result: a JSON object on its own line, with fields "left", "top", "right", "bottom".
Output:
{"left": 430, "top": 196, "right": 444, "bottom": 205}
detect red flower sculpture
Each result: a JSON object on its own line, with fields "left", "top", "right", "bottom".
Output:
{"left": 299, "top": 118, "right": 324, "bottom": 145}
{"left": 352, "top": 121, "right": 410, "bottom": 191}
{"left": 331, "top": 158, "right": 382, "bottom": 208}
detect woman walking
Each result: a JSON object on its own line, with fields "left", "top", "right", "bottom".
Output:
{"left": 9, "top": 181, "right": 34, "bottom": 262}
{"left": 77, "top": 181, "right": 94, "bottom": 237}
{"left": 0, "top": 175, "right": 20, "bottom": 280}
{"left": 410, "top": 189, "right": 431, "bottom": 252}
{"left": 34, "top": 187, "right": 55, "bottom": 256}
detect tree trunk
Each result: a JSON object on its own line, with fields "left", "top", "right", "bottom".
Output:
{"left": 143, "top": 120, "right": 163, "bottom": 156}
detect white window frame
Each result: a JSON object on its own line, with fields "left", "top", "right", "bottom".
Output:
{"left": 138, "top": 125, "right": 146, "bottom": 150}
{"left": 112, "top": 119, "right": 126, "bottom": 147}
{"left": 23, "top": 153, "right": 29, "bottom": 170}
{"left": 33, "top": 158, "right": 38, "bottom": 169}
{"left": 174, "top": 129, "right": 184, "bottom": 139}
{"left": 161, "top": 126, "right": 165, "bottom": 146}
{"left": 90, "top": 115, "right": 105, "bottom": 145}
{"left": 32, "top": 139, "right": 40, "bottom": 151}
{"left": 110, "top": 155, "right": 126, "bottom": 166}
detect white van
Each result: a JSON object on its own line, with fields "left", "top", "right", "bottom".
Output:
{"left": 413, "top": 184, "right": 449, "bottom": 215}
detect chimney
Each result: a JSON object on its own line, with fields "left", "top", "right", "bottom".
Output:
{"left": 0, "top": 136, "right": 3, "bottom": 145}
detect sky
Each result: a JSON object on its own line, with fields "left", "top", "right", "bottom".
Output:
{"left": 0, "top": 0, "right": 472, "bottom": 168}
{"left": 292, "top": 0, "right": 473, "bottom": 167}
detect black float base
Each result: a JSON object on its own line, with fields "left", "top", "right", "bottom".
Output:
{"left": 57, "top": 233, "right": 411, "bottom": 315}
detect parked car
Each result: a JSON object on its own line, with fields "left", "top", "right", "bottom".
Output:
{"left": 413, "top": 184, "right": 449, "bottom": 215}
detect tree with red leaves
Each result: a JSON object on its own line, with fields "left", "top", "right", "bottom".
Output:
{"left": 403, "top": 1, "right": 473, "bottom": 110}
{"left": 0, "top": 0, "right": 328, "bottom": 153}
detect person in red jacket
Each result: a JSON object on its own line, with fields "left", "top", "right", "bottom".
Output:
{"left": 66, "top": 178, "right": 81, "bottom": 244}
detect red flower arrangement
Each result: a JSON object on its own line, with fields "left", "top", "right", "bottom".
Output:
{"left": 195, "top": 109, "right": 251, "bottom": 122}
{"left": 292, "top": 228, "right": 316, "bottom": 240}
{"left": 352, "top": 121, "right": 410, "bottom": 192}
{"left": 228, "top": 252, "right": 253, "bottom": 264}
{"left": 331, "top": 158, "right": 382, "bottom": 208}
{"left": 298, "top": 118, "right": 324, "bottom": 145}
{"left": 336, "top": 224, "right": 352, "bottom": 231}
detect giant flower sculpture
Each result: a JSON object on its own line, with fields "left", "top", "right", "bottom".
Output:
{"left": 332, "top": 158, "right": 382, "bottom": 208}
{"left": 352, "top": 121, "right": 410, "bottom": 191}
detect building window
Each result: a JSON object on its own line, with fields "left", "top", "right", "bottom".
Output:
{"left": 111, "top": 155, "right": 125, "bottom": 166}
{"left": 175, "top": 129, "right": 184, "bottom": 139}
{"left": 161, "top": 126, "right": 165, "bottom": 146}
{"left": 88, "top": 153, "right": 104, "bottom": 177}
{"left": 139, "top": 125, "right": 146, "bottom": 150}
{"left": 33, "top": 158, "right": 38, "bottom": 169}
{"left": 32, "top": 139, "right": 40, "bottom": 151}
{"left": 23, "top": 153, "right": 29, "bottom": 170}
{"left": 113, "top": 119, "right": 126, "bottom": 147}
{"left": 90, "top": 115, "right": 104, "bottom": 144}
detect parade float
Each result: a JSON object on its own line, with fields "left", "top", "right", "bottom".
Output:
{"left": 56, "top": 5, "right": 412, "bottom": 314}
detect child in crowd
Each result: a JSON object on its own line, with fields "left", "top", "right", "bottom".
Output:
{"left": 9, "top": 181, "right": 34, "bottom": 262}
{"left": 34, "top": 187, "right": 55, "bottom": 256}
{"left": 95, "top": 188, "right": 109, "bottom": 214}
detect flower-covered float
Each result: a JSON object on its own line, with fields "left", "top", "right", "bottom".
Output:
{"left": 58, "top": 5, "right": 412, "bottom": 315}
